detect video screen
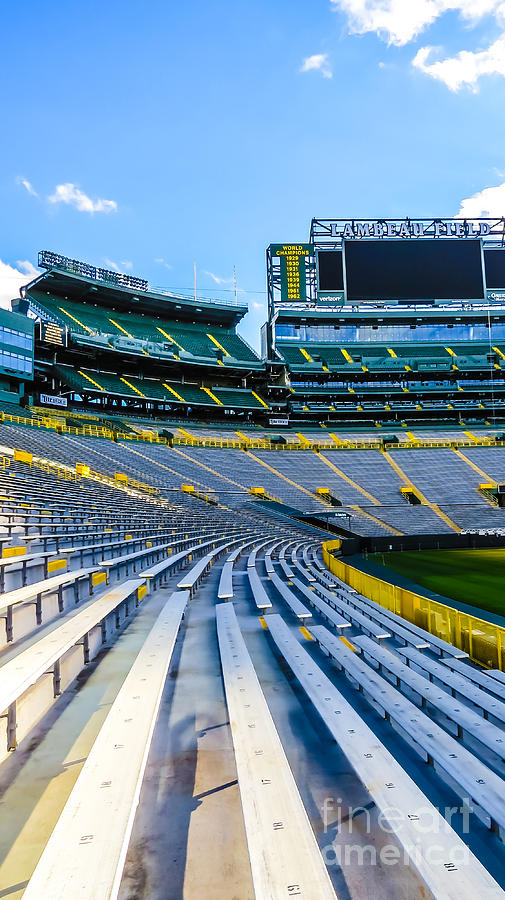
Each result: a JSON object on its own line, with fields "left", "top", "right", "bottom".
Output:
{"left": 484, "top": 248, "right": 505, "bottom": 288}
{"left": 333, "top": 239, "right": 485, "bottom": 301}
{"left": 317, "top": 251, "right": 344, "bottom": 291}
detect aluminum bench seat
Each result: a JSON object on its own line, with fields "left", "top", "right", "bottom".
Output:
{"left": 326, "top": 575, "right": 468, "bottom": 659}
{"left": 290, "top": 577, "right": 350, "bottom": 631}
{"left": 353, "top": 635, "right": 505, "bottom": 766}
{"left": 0, "top": 578, "right": 146, "bottom": 752}
{"left": 268, "top": 571, "right": 311, "bottom": 619}
{"left": 247, "top": 568, "right": 272, "bottom": 610}
{"left": 440, "top": 657, "right": 505, "bottom": 698}
{"left": 324, "top": 584, "right": 430, "bottom": 650}
{"left": 312, "top": 626, "right": 505, "bottom": 835}
{"left": 310, "top": 581, "right": 391, "bottom": 640}
{"left": 265, "top": 614, "right": 503, "bottom": 898}
{"left": 0, "top": 566, "right": 101, "bottom": 644}
{"left": 23, "top": 589, "right": 189, "bottom": 900}
{"left": 216, "top": 603, "right": 335, "bottom": 900}
{"left": 397, "top": 645, "right": 505, "bottom": 726}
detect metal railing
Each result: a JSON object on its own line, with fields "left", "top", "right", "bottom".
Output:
{"left": 1, "top": 410, "right": 504, "bottom": 453}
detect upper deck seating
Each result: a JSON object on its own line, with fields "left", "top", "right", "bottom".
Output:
{"left": 32, "top": 292, "right": 260, "bottom": 366}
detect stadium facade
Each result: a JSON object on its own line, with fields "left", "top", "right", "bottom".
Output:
{"left": 2, "top": 217, "right": 505, "bottom": 432}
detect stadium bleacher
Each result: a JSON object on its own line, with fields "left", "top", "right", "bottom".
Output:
{"left": 3, "top": 243, "right": 505, "bottom": 897}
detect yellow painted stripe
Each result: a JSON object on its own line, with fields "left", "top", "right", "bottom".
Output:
{"left": 156, "top": 327, "right": 185, "bottom": 351}
{"left": 58, "top": 306, "right": 93, "bottom": 333}
{"left": 177, "top": 427, "right": 195, "bottom": 440}
{"left": 201, "top": 387, "right": 223, "bottom": 406}
{"left": 493, "top": 345, "right": 505, "bottom": 360}
{"left": 251, "top": 390, "right": 268, "bottom": 409}
{"left": 406, "top": 431, "right": 419, "bottom": 442}
{"left": 382, "top": 451, "right": 460, "bottom": 532}
{"left": 299, "top": 626, "right": 313, "bottom": 640}
{"left": 259, "top": 616, "right": 268, "bottom": 630}
{"left": 296, "top": 432, "right": 310, "bottom": 445}
{"left": 78, "top": 370, "right": 105, "bottom": 391}
{"left": 163, "top": 383, "right": 185, "bottom": 402}
{"left": 299, "top": 347, "right": 313, "bottom": 362}
{"left": 452, "top": 448, "right": 491, "bottom": 480}
{"left": 171, "top": 446, "right": 247, "bottom": 490}
{"left": 317, "top": 453, "right": 381, "bottom": 505}
{"left": 236, "top": 430, "right": 252, "bottom": 443}
{"left": 350, "top": 505, "right": 403, "bottom": 536}
{"left": 246, "top": 451, "right": 330, "bottom": 504}
{"left": 109, "top": 318, "right": 132, "bottom": 337}
{"left": 340, "top": 347, "right": 353, "bottom": 363}
{"left": 206, "top": 333, "right": 230, "bottom": 356}
{"left": 463, "top": 431, "right": 478, "bottom": 443}
{"left": 47, "top": 558, "right": 67, "bottom": 574}
{"left": 120, "top": 377, "right": 146, "bottom": 398}
{"left": 92, "top": 571, "right": 107, "bottom": 587}
{"left": 387, "top": 348, "right": 397, "bottom": 358}
{"left": 330, "top": 432, "right": 342, "bottom": 445}
{"left": 340, "top": 635, "right": 357, "bottom": 651}
{"left": 445, "top": 347, "right": 456, "bottom": 357}
{"left": 2, "top": 546, "right": 26, "bottom": 558}
{"left": 138, "top": 584, "right": 147, "bottom": 601}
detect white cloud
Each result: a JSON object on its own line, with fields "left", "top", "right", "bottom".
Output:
{"left": 16, "top": 177, "right": 38, "bottom": 197}
{"left": 48, "top": 183, "right": 117, "bottom": 214}
{"left": 103, "top": 257, "right": 133, "bottom": 272}
{"left": 413, "top": 32, "right": 505, "bottom": 89}
{"left": 0, "top": 260, "right": 39, "bottom": 310}
{"left": 457, "top": 179, "right": 505, "bottom": 216}
{"left": 300, "top": 53, "right": 333, "bottom": 78}
{"left": 155, "top": 257, "right": 173, "bottom": 270}
{"left": 331, "top": 0, "right": 503, "bottom": 46}
{"left": 204, "top": 270, "right": 234, "bottom": 285}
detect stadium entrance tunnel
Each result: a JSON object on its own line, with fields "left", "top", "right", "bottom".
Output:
{"left": 479, "top": 482, "right": 505, "bottom": 507}
{"left": 400, "top": 485, "right": 423, "bottom": 505}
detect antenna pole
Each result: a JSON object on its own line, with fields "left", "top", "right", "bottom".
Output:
{"left": 194, "top": 260, "right": 197, "bottom": 302}
{"left": 233, "top": 265, "right": 237, "bottom": 304}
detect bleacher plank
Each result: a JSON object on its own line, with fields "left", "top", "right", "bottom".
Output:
{"left": 324, "top": 574, "right": 468, "bottom": 659}
{"left": 311, "top": 625, "right": 505, "bottom": 836}
{"left": 440, "top": 657, "right": 505, "bottom": 699}
{"left": 396, "top": 644, "right": 505, "bottom": 725}
{"left": 0, "top": 566, "right": 101, "bottom": 645}
{"left": 290, "top": 577, "right": 350, "bottom": 630}
{"left": 265, "top": 614, "right": 503, "bottom": 899}
{"left": 247, "top": 567, "right": 272, "bottom": 610}
{"left": 23, "top": 589, "right": 189, "bottom": 900}
{"left": 310, "top": 580, "right": 391, "bottom": 640}
{"left": 0, "top": 578, "right": 145, "bottom": 750}
{"left": 268, "top": 571, "right": 311, "bottom": 619}
{"left": 218, "top": 560, "right": 234, "bottom": 600}
{"left": 353, "top": 635, "right": 505, "bottom": 764}
{"left": 216, "top": 603, "right": 335, "bottom": 899}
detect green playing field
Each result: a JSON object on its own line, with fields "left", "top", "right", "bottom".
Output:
{"left": 377, "top": 548, "right": 505, "bottom": 618}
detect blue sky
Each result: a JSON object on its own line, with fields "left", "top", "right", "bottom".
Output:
{"left": 1, "top": 0, "right": 505, "bottom": 347}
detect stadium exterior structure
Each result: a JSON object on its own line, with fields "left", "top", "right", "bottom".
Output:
{"left": 7, "top": 223, "right": 505, "bottom": 430}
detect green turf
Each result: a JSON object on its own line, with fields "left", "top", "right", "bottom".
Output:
{"left": 376, "top": 548, "right": 505, "bottom": 618}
